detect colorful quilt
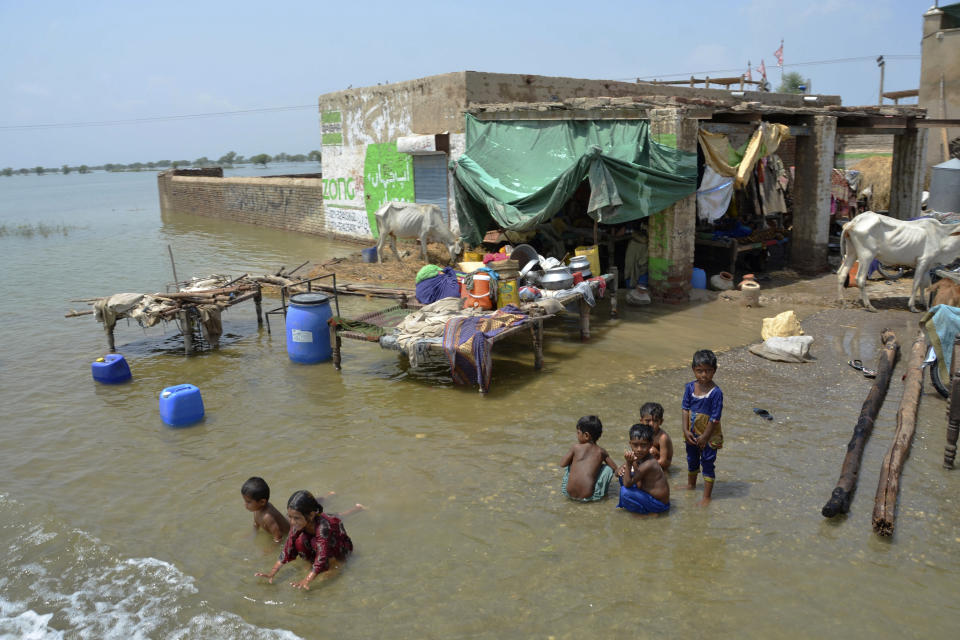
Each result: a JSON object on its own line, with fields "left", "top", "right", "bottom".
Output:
{"left": 441, "top": 306, "right": 527, "bottom": 391}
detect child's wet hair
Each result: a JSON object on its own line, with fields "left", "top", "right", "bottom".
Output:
{"left": 692, "top": 349, "right": 718, "bottom": 370}
{"left": 576, "top": 415, "right": 603, "bottom": 442}
{"left": 241, "top": 476, "right": 270, "bottom": 501}
{"left": 630, "top": 423, "right": 654, "bottom": 442}
{"left": 639, "top": 402, "right": 664, "bottom": 422}
{"left": 287, "top": 490, "right": 324, "bottom": 516}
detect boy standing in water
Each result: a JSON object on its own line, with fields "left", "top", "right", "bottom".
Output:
{"left": 560, "top": 415, "right": 618, "bottom": 501}
{"left": 241, "top": 477, "right": 290, "bottom": 542}
{"left": 681, "top": 350, "right": 724, "bottom": 507}
{"left": 617, "top": 423, "right": 670, "bottom": 514}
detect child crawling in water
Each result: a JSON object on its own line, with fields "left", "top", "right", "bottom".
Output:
{"left": 560, "top": 415, "right": 618, "bottom": 501}
{"left": 256, "top": 490, "right": 353, "bottom": 590}
{"left": 617, "top": 423, "right": 670, "bottom": 515}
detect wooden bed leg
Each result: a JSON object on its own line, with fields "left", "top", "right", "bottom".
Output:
{"left": 946, "top": 336, "right": 960, "bottom": 468}
{"left": 254, "top": 283, "right": 263, "bottom": 327}
{"left": 532, "top": 319, "right": 544, "bottom": 370}
{"left": 579, "top": 298, "right": 590, "bottom": 342}
{"left": 331, "top": 326, "right": 342, "bottom": 371}
{"left": 609, "top": 267, "right": 619, "bottom": 318}
{"left": 107, "top": 326, "right": 116, "bottom": 353}
{"left": 180, "top": 309, "right": 195, "bottom": 355}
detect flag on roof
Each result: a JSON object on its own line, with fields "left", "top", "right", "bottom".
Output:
{"left": 774, "top": 41, "right": 784, "bottom": 67}
{"left": 758, "top": 59, "right": 767, "bottom": 80}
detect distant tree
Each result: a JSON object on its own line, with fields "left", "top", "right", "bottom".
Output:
{"left": 273, "top": 152, "right": 288, "bottom": 163}
{"left": 18, "top": 168, "right": 29, "bottom": 175}
{"left": 171, "top": 160, "right": 191, "bottom": 169}
{"left": 104, "top": 163, "right": 116, "bottom": 172}
{"left": 62, "top": 164, "right": 71, "bottom": 174}
{"left": 156, "top": 160, "right": 171, "bottom": 168}
{"left": 250, "top": 153, "right": 271, "bottom": 166}
{"left": 308, "top": 150, "right": 322, "bottom": 163}
{"left": 777, "top": 72, "right": 806, "bottom": 94}
{"left": 193, "top": 156, "right": 210, "bottom": 167}
{"left": 34, "top": 166, "right": 44, "bottom": 175}
{"left": 217, "top": 151, "right": 237, "bottom": 165}
{"left": 78, "top": 165, "right": 90, "bottom": 174}
{"left": 289, "top": 153, "right": 306, "bottom": 162}
{"left": 2, "top": 167, "right": 13, "bottom": 177}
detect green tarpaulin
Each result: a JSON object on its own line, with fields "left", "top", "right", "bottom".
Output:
{"left": 451, "top": 114, "right": 698, "bottom": 245}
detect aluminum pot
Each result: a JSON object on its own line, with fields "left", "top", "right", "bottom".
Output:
{"left": 568, "top": 255, "right": 592, "bottom": 278}
{"left": 540, "top": 267, "right": 574, "bottom": 290}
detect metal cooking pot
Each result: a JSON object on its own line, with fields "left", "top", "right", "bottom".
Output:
{"left": 568, "top": 255, "right": 592, "bottom": 278}
{"left": 540, "top": 267, "right": 574, "bottom": 290}
{"left": 519, "top": 259, "right": 542, "bottom": 286}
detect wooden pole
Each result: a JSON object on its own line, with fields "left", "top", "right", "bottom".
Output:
{"left": 945, "top": 335, "right": 960, "bottom": 469}
{"left": 531, "top": 319, "right": 544, "bottom": 370}
{"left": 168, "top": 245, "right": 180, "bottom": 291}
{"left": 254, "top": 283, "right": 263, "bottom": 326}
{"left": 872, "top": 330, "right": 925, "bottom": 536}
{"left": 180, "top": 309, "right": 194, "bottom": 355}
{"left": 822, "top": 329, "right": 899, "bottom": 517}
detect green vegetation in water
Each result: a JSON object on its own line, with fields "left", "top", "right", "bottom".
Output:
{"left": 838, "top": 152, "right": 893, "bottom": 161}
{"left": 0, "top": 223, "right": 79, "bottom": 238}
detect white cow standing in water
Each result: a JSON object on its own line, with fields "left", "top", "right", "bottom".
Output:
{"left": 837, "top": 211, "right": 960, "bottom": 312}
{"left": 374, "top": 202, "right": 462, "bottom": 264}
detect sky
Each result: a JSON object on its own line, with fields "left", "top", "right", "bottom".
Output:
{"left": 0, "top": 0, "right": 938, "bottom": 168}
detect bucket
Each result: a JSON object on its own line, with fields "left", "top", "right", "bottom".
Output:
{"left": 463, "top": 273, "right": 494, "bottom": 309}
{"left": 463, "top": 250, "right": 484, "bottom": 263}
{"left": 159, "top": 383, "right": 204, "bottom": 427}
{"left": 847, "top": 261, "right": 859, "bottom": 287}
{"left": 361, "top": 246, "right": 378, "bottom": 263}
{"left": 691, "top": 268, "right": 707, "bottom": 290}
{"left": 741, "top": 280, "right": 761, "bottom": 307}
{"left": 91, "top": 353, "right": 132, "bottom": 384}
{"left": 497, "top": 277, "right": 520, "bottom": 308}
{"left": 285, "top": 292, "right": 333, "bottom": 363}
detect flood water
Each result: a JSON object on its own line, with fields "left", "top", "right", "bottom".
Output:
{"left": 1, "top": 168, "right": 958, "bottom": 638}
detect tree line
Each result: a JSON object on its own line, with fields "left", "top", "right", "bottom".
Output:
{"left": 1, "top": 149, "right": 322, "bottom": 177}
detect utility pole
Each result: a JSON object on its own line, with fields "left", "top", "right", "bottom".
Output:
{"left": 876, "top": 56, "right": 885, "bottom": 105}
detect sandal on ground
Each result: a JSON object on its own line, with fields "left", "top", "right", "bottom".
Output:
{"left": 848, "top": 359, "right": 865, "bottom": 372}
{"left": 753, "top": 408, "right": 774, "bottom": 420}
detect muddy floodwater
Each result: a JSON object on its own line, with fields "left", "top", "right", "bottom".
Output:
{"left": 1, "top": 170, "right": 958, "bottom": 638}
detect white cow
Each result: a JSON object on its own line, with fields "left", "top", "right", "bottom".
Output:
{"left": 374, "top": 202, "right": 462, "bottom": 264}
{"left": 837, "top": 211, "right": 960, "bottom": 312}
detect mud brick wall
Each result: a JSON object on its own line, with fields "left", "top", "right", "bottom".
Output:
{"left": 158, "top": 172, "right": 341, "bottom": 237}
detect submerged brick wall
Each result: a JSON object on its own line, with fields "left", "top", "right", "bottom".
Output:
{"left": 157, "top": 171, "right": 347, "bottom": 237}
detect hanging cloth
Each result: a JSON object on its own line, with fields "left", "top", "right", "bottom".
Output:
{"left": 698, "top": 123, "right": 790, "bottom": 190}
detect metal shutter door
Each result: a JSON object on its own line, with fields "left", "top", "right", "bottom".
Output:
{"left": 413, "top": 154, "right": 449, "bottom": 223}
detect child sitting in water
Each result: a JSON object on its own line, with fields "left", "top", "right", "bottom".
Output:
{"left": 255, "top": 490, "right": 353, "bottom": 590}
{"left": 241, "top": 477, "right": 289, "bottom": 543}
{"left": 560, "top": 415, "right": 618, "bottom": 501}
{"left": 617, "top": 423, "right": 670, "bottom": 515}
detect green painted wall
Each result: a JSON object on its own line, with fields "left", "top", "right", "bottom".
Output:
{"left": 363, "top": 142, "right": 415, "bottom": 236}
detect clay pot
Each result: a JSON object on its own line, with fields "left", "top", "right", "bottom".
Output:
{"left": 710, "top": 271, "right": 735, "bottom": 291}
{"left": 741, "top": 280, "right": 761, "bottom": 307}
{"left": 738, "top": 273, "right": 757, "bottom": 290}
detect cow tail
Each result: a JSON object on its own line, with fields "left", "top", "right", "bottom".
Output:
{"left": 839, "top": 225, "right": 848, "bottom": 267}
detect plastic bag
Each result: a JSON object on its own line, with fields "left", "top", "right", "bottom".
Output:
{"left": 761, "top": 310, "right": 804, "bottom": 340}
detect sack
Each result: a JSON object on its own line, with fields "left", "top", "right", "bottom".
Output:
{"left": 749, "top": 335, "right": 814, "bottom": 363}
{"left": 761, "top": 310, "right": 804, "bottom": 340}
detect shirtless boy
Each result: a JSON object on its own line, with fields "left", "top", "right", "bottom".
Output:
{"left": 559, "top": 415, "right": 618, "bottom": 501}
{"left": 241, "top": 476, "right": 290, "bottom": 542}
{"left": 640, "top": 402, "right": 673, "bottom": 470}
{"left": 617, "top": 423, "right": 670, "bottom": 515}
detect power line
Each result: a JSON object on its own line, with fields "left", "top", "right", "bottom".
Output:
{"left": 0, "top": 104, "right": 317, "bottom": 131}
{"left": 633, "top": 54, "right": 920, "bottom": 80}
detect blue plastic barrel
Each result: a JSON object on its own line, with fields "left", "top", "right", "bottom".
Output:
{"left": 286, "top": 292, "right": 333, "bottom": 363}
{"left": 91, "top": 354, "right": 132, "bottom": 384}
{"left": 159, "top": 384, "right": 204, "bottom": 427}
{"left": 361, "top": 246, "right": 378, "bottom": 263}
{"left": 691, "top": 268, "right": 707, "bottom": 290}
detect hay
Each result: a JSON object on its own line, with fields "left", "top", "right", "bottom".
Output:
{"left": 850, "top": 156, "right": 892, "bottom": 211}
{"left": 307, "top": 239, "right": 458, "bottom": 289}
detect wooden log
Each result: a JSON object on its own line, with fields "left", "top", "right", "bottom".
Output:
{"left": 154, "top": 284, "right": 252, "bottom": 299}
{"left": 254, "top": 283, "right": 263, "bottom": 327}
{"left": 180, "top": 309, "right": 195, "bottom": 355}
{"left": 64, "top": 309, "right": 95, "bottom": 318}
{"left": 872, "top": 330, "right": 926, "bottom": 536}
{"left": 822, "top": 329, "right": 900, "bottom": 517}
{"left": 578, "top": 297, "right": 590, "bottom": 341}
{"left": 945, "top": 334, "right": 960, "bottom": 469}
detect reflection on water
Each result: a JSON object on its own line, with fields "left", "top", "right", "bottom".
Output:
{"left": 0, "top": 171, "right": 958, "bottom": 638}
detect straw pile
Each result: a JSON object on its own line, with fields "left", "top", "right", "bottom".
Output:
{"left": 850, "top": 156, "right": 892, "bottom": 212}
